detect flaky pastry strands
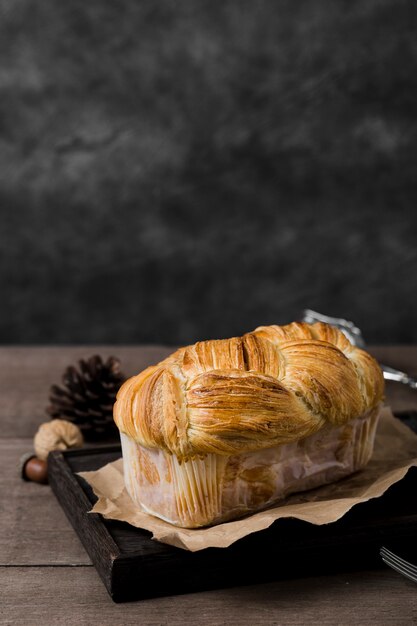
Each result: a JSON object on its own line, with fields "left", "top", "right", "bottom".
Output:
{"left": 114, "top": 322, "right": 384, "bottom": 462}
{"left": 120, "top": 408, "right": 380, "bottom": 528}
{"left": 121, "top": 434, "right": 228, "bottom": 527}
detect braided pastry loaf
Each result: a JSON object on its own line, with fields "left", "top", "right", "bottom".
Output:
{"left": 114, "top": 322, "right": 384, "bottom": 528}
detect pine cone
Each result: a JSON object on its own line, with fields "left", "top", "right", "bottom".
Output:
{"left": 46, "top": 355, "right": 125, "bottom": 442}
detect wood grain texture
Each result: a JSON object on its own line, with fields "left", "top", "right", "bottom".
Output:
{"left": 1, "top": 567, "right": 416, "bottom": 626}
{"left": 0, "top": 346, "right": 173, "bottom": 438}
{"left": 1, "top": 345, "right": 417, "bottom": 622}
{"left": 0, "top": 439, "right": 91, "bottom": 566}
{"left": 48, "top": 443, "right": 417, "bottom": 603}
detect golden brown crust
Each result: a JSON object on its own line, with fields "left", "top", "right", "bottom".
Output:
{"left": 114, "top": 322, "right": 385, "bottom": 461}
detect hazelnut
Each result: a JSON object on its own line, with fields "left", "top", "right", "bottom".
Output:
{"left": 21, "top": 455, "right": 48, "bottom": 484}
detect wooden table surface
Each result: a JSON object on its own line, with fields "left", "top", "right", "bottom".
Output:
{"left": 2, "top": 345, "right": 417, "bottom": 625}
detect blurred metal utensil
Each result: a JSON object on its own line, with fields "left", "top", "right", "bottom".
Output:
{"left": 302, "top": 309, "right": 365, "bottom": 348}
{"left": 380, "top": 547, "right": 417, "bottom": 583}
{"left": 301, "top": 309, "right": 417, "bottom": 390}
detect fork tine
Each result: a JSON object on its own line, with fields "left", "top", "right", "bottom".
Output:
{"left": 381, "top": 558, "right": 417, "bottom": 583}
{"left": 380, "top": 547, "right": 417, "bottom": 583}
{"left": 381, "top": 547, "right": 417, "bottom": 575}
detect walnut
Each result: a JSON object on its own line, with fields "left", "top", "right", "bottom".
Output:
{"left": 34, "top": 419, "right": 84, "bottom": 460}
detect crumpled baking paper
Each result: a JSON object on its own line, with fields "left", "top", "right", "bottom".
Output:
{"left": 78, "top": 406, "right": 417, "bottom": 551}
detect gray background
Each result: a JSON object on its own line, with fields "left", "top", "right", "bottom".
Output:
{"left": 1, "top": 0, "right": 417, "bottom": 346}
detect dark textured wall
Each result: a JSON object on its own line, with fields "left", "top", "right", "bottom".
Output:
{"left": 2, "top": 0, "right": 417, "bottom": 345}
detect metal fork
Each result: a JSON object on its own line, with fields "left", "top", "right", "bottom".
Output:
{"left": 380, "top": 547, "right": 417, "bottom": 583}
{"left": 301, "top": 309, "right": 417, "bottom": 390}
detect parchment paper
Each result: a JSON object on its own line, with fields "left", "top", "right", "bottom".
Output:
{"left": 78, "top": 406, "right": 417, "bottom": 551}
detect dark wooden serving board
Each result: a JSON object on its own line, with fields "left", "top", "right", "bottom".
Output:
{"left": 48, "top": 420, "right": 417, "bottom": 603}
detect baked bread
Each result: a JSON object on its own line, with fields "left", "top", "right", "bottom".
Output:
{"left": 114, "top": 322, "right": 384, "bottom": 528}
